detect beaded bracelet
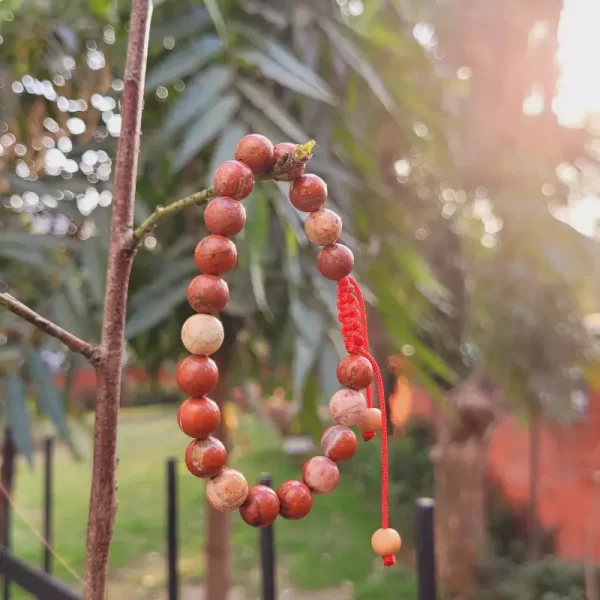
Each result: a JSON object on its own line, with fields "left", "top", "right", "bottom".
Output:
{"left": 176, "top": 135, "right": 401, "bottom": 565}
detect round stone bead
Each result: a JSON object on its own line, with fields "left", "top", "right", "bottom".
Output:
{"left": 273, "top": 142, "right": 305, "bottom": 181}
{"left": 301, "top": 456, "right": 340, "bottom": 495}
{"left": 317, "top": 244, "right": 354, "bottom": 280}
{"left": 305, "top": 209, "right": 342, "bottom": 246}
{"left": 206, "top": 468, "right": 249, "bottom": 511}
{"left": 187, "top": 275, "right": 229, "bottom": 314}
{"left": 336, "top": 355, "right": 374, "bottom": 390}
{"left": 213, "top": 160, "right": 255, "bottom": 199}
{"left": 204, "top": 197, "right": 246, "bottom": 236}
{"left": 235, "top": 134, "right": 275, "bottom": 175}
{"left": 181, "top": 314, "right": 224, "bottom": 356}
{"left": 358, "top": 408, "right": 382, "bottom": 433}
{"left": 289, "top": 174, "right": 327, "bottom": 211}
{"left": 329, "top": 389, "right": 367, "bottom": 427}
{"left": 277, "top": 480, "right": 313, "bottom": 520}
{"left": 176, "top": 356, "right": 219, "bottom": 397}
{"left": 184, "top": 437, "right": 227, "bottom": 478}
{"left": 177, "top": 397, "right": 221, "bottom": 439}
{"left": 321, "top": 425, "right": 358, "bottom": 462}
{"left": 371, "top": 528, "right": 402, "bottom": 556}
{"left": 194, "top": 235, "right": 237, "bottom": 275}
{"left": 239, "top": 484, "right": 280, "bottom": 528}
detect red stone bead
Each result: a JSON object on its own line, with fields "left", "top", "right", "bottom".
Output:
{"left": 177, "top": 397, "right": 221, "bottom": 439}
{"left": 235, "top": 134, "right": 274, "bottom": 175}
{"left": 302, "top": 456, "right": 340, "bottom": 495}
{"left": 305, "top": 208, "right": 342, "bottom": 246}
{"left": 317, "top": 244, "right": 354, "bottom": 280}
{"left": 289, "top": 174, "right": 327, "bottom": 212}
{"left": 206, "top": 468, "right": 249, "bottom": 511}
{"left": 184, "top": 436, "right": 227, "bottom": 478}
{"left": 329, "top": 388, "right": 367, "bottom": 427}
{"left": 337, "top": 355, "right": 373, "bottom": 390}
{"left": 214, "top": 160, "right": 255, "bottom": 199}
{"left": 273, "top": 142, "right": 305, "bottom": 181}
{"left": 187, "top": 275, "right": 229, "bottom": 314}
{"left": 239, "top": 484, "right": 280, "bottom": 528}
{"left": 176, "top": 356, "right": 219, "bottom": 397}
{"left": 358, "top": 408, "right": 382, "bottom": 433}
{"left": 204, "top": 197, "right": 246, "bottom": 237}
{"left": 321, "top": 425, "right": 358, "bottom": 462}
{"left": 194, "top": 235, "right": 237, "bottom": 275}
{"left": 277, "top": 480, "right": 313, "bottom": 520}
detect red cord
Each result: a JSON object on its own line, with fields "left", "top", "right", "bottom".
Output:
{"left": 337, "top": 276, "right": 394, "bottom": 566}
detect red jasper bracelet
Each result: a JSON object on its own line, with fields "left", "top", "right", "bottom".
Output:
{"left": 176, "top": 134, "right": 401, "bottom": 565}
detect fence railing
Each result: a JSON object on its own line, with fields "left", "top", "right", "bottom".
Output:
{"left": 0, "top": 443, "right": 438, "bottom": 600}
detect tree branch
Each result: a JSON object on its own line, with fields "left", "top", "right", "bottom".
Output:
{"left": 0, "top": 293, "right": 101, "bottom": 366}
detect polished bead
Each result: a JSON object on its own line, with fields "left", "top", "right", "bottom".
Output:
{"left": 277, "top": 480, "right": 313, "bottom": 520}
{"left": 371, "top": 528, "right": 402, "bottom": 556}
{"left": 194, "top": 235, "right": 237, "bottom": 275}
{"left": 358, "top": 408, "right": 382, "bottom": 433}
{"left": 177, "top": 397, "right": 221, "bottom": 439}
{"left": 184, "top": 437, "right": 227, "bottom": 478}
{"left": 289, "top": 174, "right": 327, "bottom": 211}
{"left": 235, "top": 134, "right": 275, "bottom": 175}
{"left": 336, "top": 355, "right": 374, "bottom": 390}
{"left": 187, "top": 275, "right": 229, "bottom": 314}
{"left": 273, "top": 143, "right": 305, "bottom": 181}
{"left": 181, "top": 314, "right": 224, "bottom": 356}
{"left": 301, "top": 456, "right": 340, "bottom": 495}
{"left": 317, "top": 244, "right": 354, "bottom": 280}
{"left": 239, "top": 484, "right": 280, "bottom": 528}
{"left": 329, "top": 388, "right": 367, "bottom": 427}
{"left": 204, "top": 196, "right": 246, "bottom": 236}
{"left": 305, "top": 209, "right": 342, "bottom": 246}
{"left": 213, "top": 160, "right": 255, "bottom": 199}
{"left": 176, "top": 356, "right": 219, "bottom": 397}
{"left": 206, "top": 468, "right": 249, "bottom": 511}
{"left": 321, "top": 425, "right": 358, "bottom": 462}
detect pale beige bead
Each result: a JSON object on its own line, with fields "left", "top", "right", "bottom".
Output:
{"left": 181, "top": 314, "right": 224, "bottom": 356}
{"left": 205, "top": 468, "right": 249, "bottom": 511}
{"left": 371, "top": 528, "right": 402, "bottom": 556}
{"left": 329, "top": 389, "right": 367, "bottom": 427}
{"left": 357, "top": 408, "right": 382, "bottom": 433}
{"left": 305, "top": 209, "right": 342, "bottom": 246}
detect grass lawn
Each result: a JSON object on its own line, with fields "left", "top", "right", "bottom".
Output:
{"left": 11, "top": 406, "right": 416, "bottom": 599}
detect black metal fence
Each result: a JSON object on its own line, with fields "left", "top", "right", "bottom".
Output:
{"left": 0, "top": 442, "right": 438, "bottom": 600}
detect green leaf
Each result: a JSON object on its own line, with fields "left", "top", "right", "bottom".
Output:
{"left": 160, "top": 65, "right": 233, "bottom": 138}
{"left": 244, "top": 191, "right": 270, "bottom": 314}
{"left": 24, "top": 349, "right": 72, "bottom": 443}
{"left": 317, "top": 339, "right": 342, "bottom": 403}
{"left": 148, "top": 8, "right": 210, "bottom": 45}
{"left": 80, "top": 237, "right": 107, "bottom": 303}
{"left": 171, "top": 93, "right": 241, "bottom": 173}
{"left": 236, "top": 49, "right": 337, "bottom": 105}
{"left": 236, "top": 79, "right": 309, "bottom": 143}
{"left": 203, "top": 0, "right": 229, "bottom": 47}
{"left": 4, "top": 372, "right": 33, "bottom": 466}
{"left": 0, "top": 231, "right": 70, "bottom": 251}
{"left": 207, "top": 121, "right": 248, "bottom": 186}
{"left": 145, "top": 36, "right": 222, "bottom": 91}
{"left": 125, "top": 280, "right": 190, "bottom": 339}
{"left": 321, "top": 20, "right": 396, "bottom": 114}
{"left": 0, "top": 246, "right": 55, "bottom": 270}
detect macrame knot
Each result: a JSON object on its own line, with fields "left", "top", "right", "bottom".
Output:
{"left": 337, "top": 277, "right": 368, "bottom": 355}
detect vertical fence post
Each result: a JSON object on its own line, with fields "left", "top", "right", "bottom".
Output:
{"left": 166, "top": 458, "right": 179, "bottom": 600}
{"left": 43, "top": 438, "right": 54, "bottom": 574}
{"left": 416, "top": 498, "right": 437, "bottom": 600}
{"left": 259, "top": 474, "right": 275, "bottom": 600}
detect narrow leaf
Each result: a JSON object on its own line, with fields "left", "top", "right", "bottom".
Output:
{"left": 148, "top": 8, "right": 210, "bottom": 44}
{"left": 318, "top": 339, "right": 342, "bottom": 403}
{"left": 80, "top": 237, "right": 107, "bottom": 303}
{"left": 236, "top": 79, "right": 309, "bottom": 142}
{"left": 4, "top": 372, "right": 33, "bottom": 466}
{"left": 172, "top": 93, "right": 241, "bottom": 172}
{"left": 203, "top": 0, "right": 229, "bottom": 47}
{"left": 145, "top": 36, "right": 222, "bottom": 91}
{"left": 244, "top": 192, "right": 270, "bottom": 313}
{"left": 0, "top": 231, "right": 70, "bottom": 251}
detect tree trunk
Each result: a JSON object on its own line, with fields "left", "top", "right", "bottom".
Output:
{"left": 204, "top": 315, "right": 242, "bottom": 600}
{"left": 527, "top": 403, "right": 542, "bottom": 560}
{"left": 0, "top": 428, "right": 16, "bottom": 546}
{"left": 432, "top": 375, "right": 495, "bottom": 600}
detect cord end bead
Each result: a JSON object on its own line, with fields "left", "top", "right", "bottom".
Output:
{"left": 383, "top": 555, "right": 396, "bottom": 567}
{"left": 362, "top": 431, "right": 376, "bottom": 442}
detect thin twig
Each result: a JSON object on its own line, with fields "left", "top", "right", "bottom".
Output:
{"left": 0, "top": 293, "right": 100, "bottom": 366}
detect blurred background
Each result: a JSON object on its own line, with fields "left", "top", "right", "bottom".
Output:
{"left": 1, "top": 0, "right": 600, "bottom": 598}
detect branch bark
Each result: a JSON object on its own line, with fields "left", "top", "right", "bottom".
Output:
{"left": 0, "top": 293, "right": 101, "bottom": 365}
{"left": 82, "top": 0, "right": 152, "bottom": 597}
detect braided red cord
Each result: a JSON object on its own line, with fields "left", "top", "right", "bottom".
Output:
{"left": 337, "top": 276, "right": 395, "bottom": 567}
